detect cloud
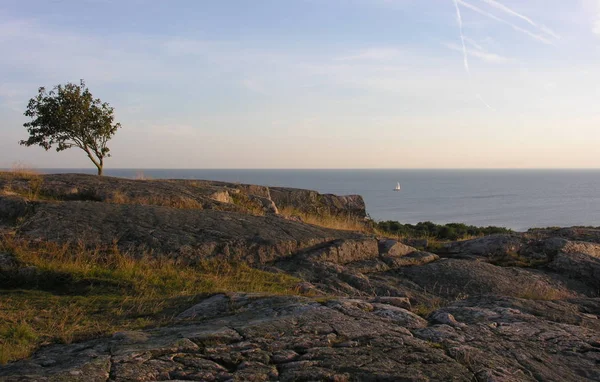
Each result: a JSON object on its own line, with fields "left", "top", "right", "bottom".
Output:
{"left": 337, "top": 48, "right": 404, "bottom": 61}
{"left": 445, "top": 42, "right": 510, "bottom": 63}
{"left": 0, "top": 18, "right": 177, "bottom": 84}
{"left": 594, "top": 0, "right": 600, "bottom": 36}
{"left": 457, "top": 0, "right": 554, "bottom": 45}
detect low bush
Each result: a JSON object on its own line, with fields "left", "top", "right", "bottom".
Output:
{"left": 375, "top": 220, "right": 511, "bottom": 241}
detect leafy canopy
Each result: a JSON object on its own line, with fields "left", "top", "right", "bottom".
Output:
{"left": 20, "top": 80, "right": 121, "bottom": 175}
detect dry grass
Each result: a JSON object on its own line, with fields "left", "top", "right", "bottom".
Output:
{"left": 0, "top": 234, "right": 302, "bottom": 364}
{"left": 412, "top": 297, "right": 445, "bottom": 318}
{"left": 489, "top": 251, "right": 549, "bottom": 268}
{"left": 229, "top": 192, "right": 266, "bottom": 216}
{"left": 278, "top": 206, "right": 367, "bottom": 232}
{"left": 106, "top": 191, "right": 204, "bottom": 210}
{"left": 515, "top": 282, "right": 575, "bottom": 301}
{"left": 134, "top": 171, "right": 151, "bottom": 180}
{"left": 0, "top": 166, "right": 44, "bottom": 200}
{"left": 7, "top": 163, "right": 40, "bottom": 179}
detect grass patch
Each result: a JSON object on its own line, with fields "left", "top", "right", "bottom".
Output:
{"left": 105, "top": 190, "right": 204, "bottom": 210}
{"left": 489, "top": 251, "right": 548, "bottom": 268}
{"left": 3, "top": 163, "right": 40, "bottom": 180}
{"left": 230, "top": 192, "right": 266, "bottom": 216}
{"left": 412, "top": 297, "right": 444, "bottom": 318}
{"left": 0, "top": 169, "right": 45, "bottom": 201}
{"left": 0, "top": 234, "right": 302, "bottom": 364}
{"left": 278, "top": 206, "right": 367, "bottom": 232}
{"left": 515, "top": 282, "right": 574, "bottom": 301}
{"left": 0, "top": 172, "right": 203, "bottom": 209}
{"left": 427, "top": 341, "right": 444, "bottom": 349}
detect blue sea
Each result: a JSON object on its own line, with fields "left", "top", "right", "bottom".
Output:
{"left": 39, "top": 169, "right": 600, "bottom": 231}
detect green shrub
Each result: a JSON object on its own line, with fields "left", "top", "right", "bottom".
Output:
{"left": 376, "top": 220, "right": 511, "bottom": 241}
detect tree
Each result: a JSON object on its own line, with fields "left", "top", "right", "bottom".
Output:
{"left": 20, "top": 80, "right": 121, "bottom": 176}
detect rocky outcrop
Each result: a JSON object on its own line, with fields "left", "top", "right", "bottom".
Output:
{"left": 526, "top": 227, "right": 600, "bottom": 244}
{"left": 11, "top": 198, "right": 364, "bottom": 264}
{"left": 442, "top": 233, "right": 524, "bottom": 258}
{"left": 390, "top": 258, "right": 591, "bottom": 300}
{"left": 2, "top": 173, "right": 600, "bottom": 380}
{"left": 0, "top": 173, "right": 366, "bottom": 219}
{"left": 2, "top": 293, "right": 600, "bottom": 381}
{"left": 269, "top": 187, "right": 366, "bottom": 218}
{"left": 548, "top": 252, "right": 600, "bottom": 289}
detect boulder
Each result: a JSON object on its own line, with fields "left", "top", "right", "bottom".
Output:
{"left": 381, "top": 251, "right": 439, "bottom": 267}
{"left": 378, "top": 239, "right": 416, "bottom": 257}
{"left": 369, "top": 296, "right": 411, "bottom": 310}
{"left": 304, "top": 238, "right": 380, "bottom": 264}
{"left": 248, "top": 194, "right": 279, "bottom": 214}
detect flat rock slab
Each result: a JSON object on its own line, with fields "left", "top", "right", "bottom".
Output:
{"left": 2, "top": 293, "right": 600, "bottom": 381}
{"left": 15, "top": 200, "right": 364, "bottom": 264}
{"left": 443, "top": 234, "right": 524, "bottom": 258}
{"left": 390, "top": 258, "right": 594, "bottom": 300}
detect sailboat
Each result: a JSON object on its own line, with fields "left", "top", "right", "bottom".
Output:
{"left": 394, "top": 182, "right": 401, "bottom": 191}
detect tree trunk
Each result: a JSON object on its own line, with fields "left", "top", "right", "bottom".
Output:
{"left": 84, "top": 147, "right": 103, "bottom": 176}
{"left": 95, "top": 160, "right": 103, "bottom": 176}
{"left": 96, "top": 156, "right": 104, "bottom": 176}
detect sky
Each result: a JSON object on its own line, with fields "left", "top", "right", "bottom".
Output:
{"left": 1, "top": 0, "right": 599, "bottom": 169}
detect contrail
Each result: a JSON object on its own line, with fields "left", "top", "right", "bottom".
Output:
{"left": 453, "top": 0, "right": 470, "bottom": 74}
{"left": 445, "top": 42, "right": 509, "bottom": 63}
{"left": 458, "top": 0, "right": 553, "bottom": 45}
{"left": 464, "top": 36, "right": 484, "bottom": 52}
{"left": 476, "top": 93, "right": 494, "bottom": 111}
{"left": 479, "top": 0, "right": 536, "bottom": 27}
{"left": 540, "top": 25, "right": 561, "bottom": 40}
{"left": 478, "top": 0, "right": 560, "bottom": 39}
{"left": 452, "top": 0, "right": 494, "bottom": 111}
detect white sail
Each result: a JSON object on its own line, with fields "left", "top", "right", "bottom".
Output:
{"left": 394, "top": 182, "right": 401, "bottom": 191}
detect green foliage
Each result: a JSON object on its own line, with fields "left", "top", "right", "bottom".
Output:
{"left": 20, "top": 80, "right": 121, "bottom": 175}
{"left": 376, "top": 220, "right": 511, "bottom": 241}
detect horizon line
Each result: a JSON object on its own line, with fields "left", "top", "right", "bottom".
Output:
{"left": 5, "top": 167, "right": 600, "bottom": 171}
